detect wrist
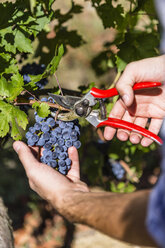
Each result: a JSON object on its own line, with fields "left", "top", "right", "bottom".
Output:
{"left": 52, "top": 182, "right": 89, "bottom": 220}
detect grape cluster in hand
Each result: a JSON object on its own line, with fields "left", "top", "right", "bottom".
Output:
{"left": 109, "top": 159, "right": 125, "bottom": 179}
{"left": 26, "top": 97, "right": 81, "bottom": 175}
{"left": 21, "top": 62, "right": 48, "bottom": 89}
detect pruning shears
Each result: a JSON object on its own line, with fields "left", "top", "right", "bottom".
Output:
{"left": 49, "top": 81, "right": 163, "bottom": 145}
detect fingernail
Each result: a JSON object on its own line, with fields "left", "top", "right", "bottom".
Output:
{"left": 122, "top": 94, "right": 129, "bottom": 105}
{"left": 13, "top": 142, "right": 20, "bottom": 153}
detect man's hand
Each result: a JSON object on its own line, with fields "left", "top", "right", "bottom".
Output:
{"left": 104, "top": 55, "right": 165, "bottom": 146}
{"left": 13, "top": 141, "right": 89, "bottom": 212}
{"left": 13, "top": 141, "right": 155, "bottom": 246}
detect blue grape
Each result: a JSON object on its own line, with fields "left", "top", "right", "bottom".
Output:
{"left": 52, "top": 152, "right": 58, "bottom": 159}
{"left": 57, "top": 139, "right": 65, "bottom": 146}
{"left": 59, "top": 121, "right": 67, "bottom": 129}
{"left": 41, "top": 123, "right": 50, "bottom": 132}
{"left": 46, "top": 117, "right": 56, "bottom": 127}
{"left": 25, "top": 131, "right": 33, "bottom": 139}
{"left": 58, "top": 167, "right": 67, "bottom": 175}
{"left": 27, "top": 138, "right": 35, "bottom": 146}
{"left": 50, "top": 160, "right": 57, "bottom": 168}
{"left": 73, "top": 140, "right": 81, "bottom": 149}
{"left": 48, "top": 96, "right": 55, "bottom": 103}
{"left": 58, "top": 160, "right": 66, "bottom": 167}
{"left": 55, "top": 146, "right": 64, "bottom": 153}
{"left": 23, "top": 74, "right": 31, "bottom": 83}
{"left": 21, "top": 63, "right": 49, "bottom": 89}
{"left": 62, "top": 131, "right": 70, "bottom": 140}
{"left": 50, "top": 136, "right": 57, "bottom": 143}
{"left": 70, "top": 134, "right": 77, "bottom": 142}
{"left": 34, "top": 123, "right": 41, "bottom": 131}
{"left": 65, "top": 140, "right": 72, "bottom": 148}
{"left": 43, "top": 142, "right": 52, "bottom": 150}
{"left": 42, "top": 132, "right": 50, "bottom": 141}
{"left": 41, "top": 97, "right": 48, "bottom": 102}
{"left": 65, "top": 158, "right": 71, "bottom": 166}
{"left": 71, "top": 130, "right": 78, "bottom": 136}
{"left": 109, "top": 159, "right": 125, "bottom": 180}
{"left": 26, "top": 96, "right": 81, "bottom": 175}
{"left": 59, "top": 152, "right": 67, "bottom": 160}
{"left": 29, "top": 127, "right": 36, "bottom": 133}
{"left": 63, "top": 146, "right": 67, "bottom": 152}
{"left": 66, "top": 122, "right": 74, "bottom": 128}
{"left": 37, "top": 138, "right": 45, "bottom": 146}
{"left": 35, "top": 115, "right": 44, "bottom": 123}
{"left": 31, "top": 134, "right": 39, "bottom": 143}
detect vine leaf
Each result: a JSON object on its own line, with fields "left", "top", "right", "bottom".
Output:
{"left": 46, "top": 44, "right": 64, "bottom": 75}
{"left": 7, "top": 73, "right": 24, "bottom": 101}
{"left": 0, "top": 77, "right": 10, "bottom": 97}
{"left": 14, "top": 29, "right": 33, "bottom": 53}
{"left": 93, "top": 0, "right": 124, "bottom": 29}
{"left": 115, "top": 32, "right": 159, "bottom": 72}
{"left": 0, "top": 101, "right": 28, "bottom": 140}
{"left": 32, "top": 102, "right": 50, "bottom": 118}
{"left": 25, "top": 44, "right": 64, "bottom": 89}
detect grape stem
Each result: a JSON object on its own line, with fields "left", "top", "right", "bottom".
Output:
{"left": 14, "top": 99, "right": 70, "bottom": 112}
{"left": 54, "top": 73, "right": 64, "bottom": 96}
{"left": 119, "top": 160, "right": 139, "bottom": 183}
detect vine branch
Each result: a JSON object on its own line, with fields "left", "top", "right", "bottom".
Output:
{"left": 14, "top": 99, "right": 70, "bottom": 112}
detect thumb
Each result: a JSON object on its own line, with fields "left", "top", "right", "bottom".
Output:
{"left": 116, "top": 63, "right": 136, "bottom": 107}
{"left": 13, "top": 141, "right": 40, "bottom": 174}
{"left": 67, "top": 146, "right": 80, "bottom": 180}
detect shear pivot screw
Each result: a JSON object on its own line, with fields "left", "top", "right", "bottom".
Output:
{"left": 75, "top": 106, "right": 84, "bottom": 116}
{"left": 82, "top": 99, "right": 89, "bottom": 106}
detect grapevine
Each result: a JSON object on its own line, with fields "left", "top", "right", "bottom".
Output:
{"left": 0, "top": 0, "right": 161, "bottom": 187}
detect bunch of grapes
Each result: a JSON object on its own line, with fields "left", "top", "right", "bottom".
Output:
{"left": 26, "top": 97, "right": 81, "bottom": 175}
{"left": 21, "top": 62, "right": 48, "bottom": 89}
{"left": 109, "top": 159, "right": 125, "bottom": 179}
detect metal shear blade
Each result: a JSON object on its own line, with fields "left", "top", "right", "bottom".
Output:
{"left": 48, "top": 93, "right": 81, "bottom": 110}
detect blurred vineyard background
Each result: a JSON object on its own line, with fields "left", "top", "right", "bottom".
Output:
{"left": 0, "top": 0, "right": 162, "bottom": 247}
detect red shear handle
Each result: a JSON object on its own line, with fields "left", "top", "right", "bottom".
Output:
{"left": 90, "top": 82, "right": 161, "bottom": 98}
{"left": 97, "top": 117, "right": 163, "bottom": 145}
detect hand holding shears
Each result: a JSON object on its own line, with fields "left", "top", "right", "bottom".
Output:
{"left": 49, "top": 82, "right": 163, "bottom": 145}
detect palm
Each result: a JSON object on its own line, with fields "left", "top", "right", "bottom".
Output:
{"left": 14, "top": 142, "right": 88, "bottom": 210}
{"left": 104, "top": 86, "right": 165, "bottom": 146}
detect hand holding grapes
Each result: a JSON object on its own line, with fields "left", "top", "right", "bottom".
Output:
{"left": 104, "top": 55, "right": 165, "bottom": 146}
{"left": 13, "top": 141, "right": 89, "bottom": 211}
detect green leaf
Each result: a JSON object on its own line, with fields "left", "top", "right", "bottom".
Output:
{"left": 46, "top": 44, "right": 64, "bottom": 75}
{"left": 115, "top": 55, "right": 127, "bottom": 72}
{"left": 0, "top": 113, "right": 9, "bottom": 137}
{"left": 48, "top": 0, "right": 55, "bottom": 10}
{"left": 14, "top": 29, "right": 33, "bottom": 53}
{"left": 0, "top": 101, "right": 28, "bottom": 140}
{"left": 32, "top": 102, "right": 50, "bottom": 118}
{"left": 95, "top": 0, "right": 124, "bottom": 29}
{"left": 115, "top": 32, "right": 159, "bottom": 71}
{"left": 25, "top": 74, "right": 42, "bottom": 90}
{"left": 0, "top": 76, "right": 10, "bottom": 97}
{"left": 11, "top": 116, "right": 22, "bottom": 140}
{"left": 109, "top": 153, "right": 119, "bottom": 160}
{"left": 30, "top": 4, "right": 51, "bottom": 36}
{"left": 7, "top": 72, "right": 24, "bottom": 101}
{"left": 30, "top": 0, "right": 36, "bottom": 13}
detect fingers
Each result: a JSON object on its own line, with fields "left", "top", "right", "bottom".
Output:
{"left": 116, "top": 63, "right": 137, "bottom": 107}
{"left": 13, "top": 141, "right": 41, "bottom": 176}
{"left": 141, "top": 119, "right": 163, "bottom": 147}
{"left": 67, "top": 146, "right": 80, "bottom": 180}
{"left": 104, "top": 99, "right": 126, "bottom": 140}
{"left": 116, "top": 111, "right": 136, "bottom": 141}
{"left": 129, "top": 117, "right": 148, "bottom": 144}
